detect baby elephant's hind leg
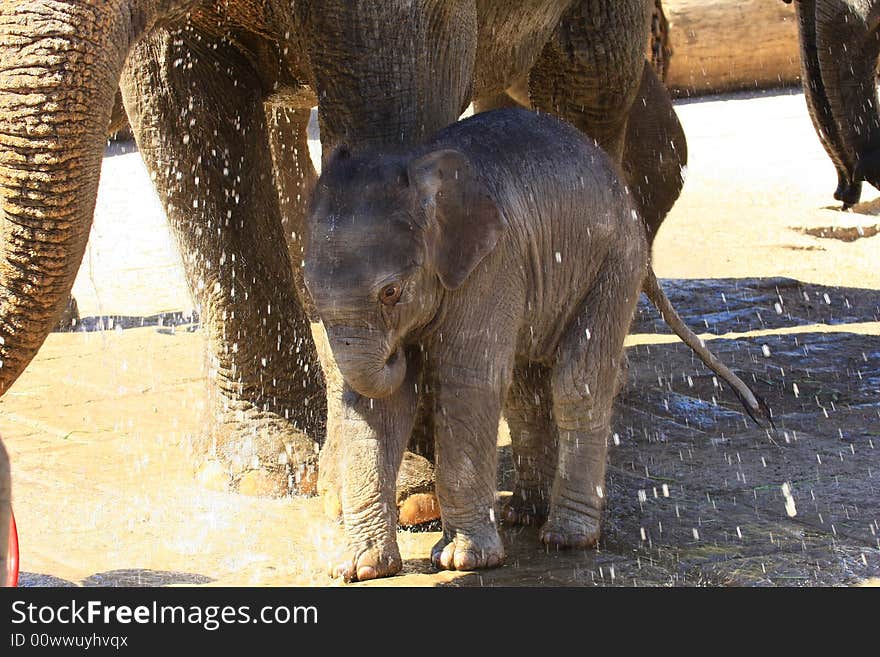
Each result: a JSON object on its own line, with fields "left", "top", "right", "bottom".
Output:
{"left": 501, "top": 362, "right": 557, "bottom": 526}
{"left": 543, "top": 260, "right": 642, "bottom": 549}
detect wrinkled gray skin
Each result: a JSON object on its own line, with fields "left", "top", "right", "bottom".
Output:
{"left": 785, "top": 0, "right": 880, "bottom": 207}
{"left": 304, "top": 109, "right": 649, "bottom": 581}
{"left": 0, "top": 2, "right": 684, "bottom": 571}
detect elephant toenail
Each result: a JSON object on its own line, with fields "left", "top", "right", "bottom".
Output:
{"left": 356, "top": 565, "right": 377, "bottom": 580}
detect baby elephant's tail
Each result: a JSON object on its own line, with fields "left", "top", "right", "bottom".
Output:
{"left": 642, "top": 269, "right": 774, "bottom": 428}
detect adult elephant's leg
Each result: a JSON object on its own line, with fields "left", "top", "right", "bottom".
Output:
{"left": 531, "top": 2, "right": 684, "bottom": 240}
{"left": 795, "top": 0, "right": 861, "bottom": 206}
{"left": 108, "top": 90, "right": 131, "bottom": 139}
{"left": 622, "top": 63, "right": 687, "bottom": 244}
{"left": 266, "top": 104, "right": 318, "bottom": 317}
{"left": 121, "top": 30, "right": 325, "bottom": 496}
{"left": 814, "top": 1, "right": 880, "bottom": 192}
{"left": 530, "top": 0, "right": 652, "bottom": 163}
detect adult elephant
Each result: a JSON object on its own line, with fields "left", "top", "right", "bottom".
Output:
{"left": 786, "top": 0, "right": 880, "bottom": 207}
{"left": 0, "top": 1, "right": 685, "bottom": 556}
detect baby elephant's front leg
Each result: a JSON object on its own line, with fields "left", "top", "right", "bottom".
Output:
{"left": 332, "top": 385, "right": 416, "bottom": 582}
{"left": 431, "top": 378, "right": 505, "bottom": 571}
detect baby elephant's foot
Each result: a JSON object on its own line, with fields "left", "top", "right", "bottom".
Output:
{"left": 500, "top": 489, "right": 549, "bottom": 527}
{"left": 539, "top": 514, "right": 601, "bottom": 549}
{"left": 431, "top": 528, "right": 505, "bottom": 571}
{"left": 331, "top": 540, "right": 402, "bottom": 583}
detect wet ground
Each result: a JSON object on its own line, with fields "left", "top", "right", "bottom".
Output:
{"left": 2, "top": 88, "right": 879, "bottom": 586}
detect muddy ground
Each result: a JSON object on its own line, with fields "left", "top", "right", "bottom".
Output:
{"left": 2, "top": 88, "right": 878, "bottom": 586}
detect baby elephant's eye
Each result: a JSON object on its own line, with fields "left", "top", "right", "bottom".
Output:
{"left": 380, "top": 283, "right": 402, "bottom": 306}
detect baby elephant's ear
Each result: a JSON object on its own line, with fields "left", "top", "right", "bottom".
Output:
{"left": 409, "top": 149, "right": 505, "bottom": 290}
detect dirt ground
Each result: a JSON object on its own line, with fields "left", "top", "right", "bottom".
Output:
{"left": 2, "top": 88, "right": 878, "bottom": 587}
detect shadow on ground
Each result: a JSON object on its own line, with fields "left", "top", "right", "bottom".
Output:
{"left": 55, "top": 312, "right": 199, "bottom": 334}
{"left": 426, "top": 277, "right": 880, "bottom": 586}
{"left": 20, "top": 570, "right": 214, "bottom": 587}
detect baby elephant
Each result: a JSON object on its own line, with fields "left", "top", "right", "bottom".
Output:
{"left": 304, "top": 108, "right": 766, "bottom": 582}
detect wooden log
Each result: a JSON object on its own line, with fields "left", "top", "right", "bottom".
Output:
{"left": 663, "top": 0, "right": 801, "bottom": 97}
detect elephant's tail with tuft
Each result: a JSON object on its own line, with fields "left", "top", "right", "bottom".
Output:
{"left": 642, "top": 268, "right": 774, "bottom": 429}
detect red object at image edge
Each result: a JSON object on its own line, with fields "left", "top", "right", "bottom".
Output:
{"left": 5, "top": 508, "right": 18, "bottom": 587}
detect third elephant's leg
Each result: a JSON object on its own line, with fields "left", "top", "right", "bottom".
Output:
{"left": 795, "top": 0, "right": 861, "bottom": 206}
{"left": 500, "top": 362, "right": 557, "bottom": 527}
{"left": 814, "top": 1, "right": 880, "bottom": 194}
{"left": 121, "top": 29, "right": 325, "bottom": 496}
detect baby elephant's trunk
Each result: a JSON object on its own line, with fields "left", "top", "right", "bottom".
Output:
{"left": 642, "top": 270, "right": 773, "bottom": 427}
{"left": 326, "top": 327, "right": 407, "bottom": 399}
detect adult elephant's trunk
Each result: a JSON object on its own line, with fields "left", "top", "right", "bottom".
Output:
{"left": 795, "top": 0, "right": 861, "bottom": 205}
{"left": 301, "top": 0, "right": 477, "bottom": 155}
{"left": 814, "top": 0, "right": 880, "bottom": 193}
{"left": 0, "top": 1, "right": 153, "bottom": 394}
